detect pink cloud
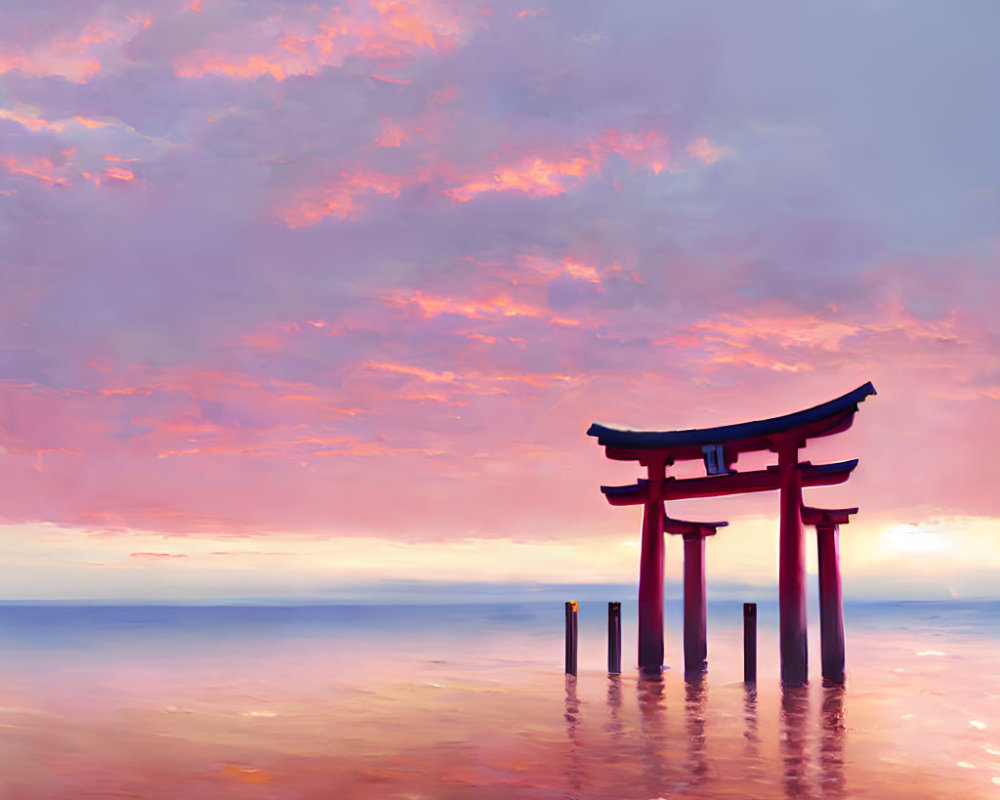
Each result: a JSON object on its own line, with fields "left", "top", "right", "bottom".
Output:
{"left": 277, "top": 170, "right": 405, "bottom": 227}
{"left": 443, "top": 130, "right": 670, "bottom": 202}
{"left": 0, "top": 16, "right": 149, "bottom": 82}
{"left": 173, "top": 0, "right": 473, "bottom": 81}
{"left": 684, "top": 137, "right": 731, "bottom": 165}
{"left": 130, "top": 552, "right": 188, "bottom": 559}
{"left": 0, "top": 155, "right": 65, "bottom": 187}
{"left": 375, "top": 117, "right": 411, "bottom": 148}
{"left": 276, "top": 129, "right": 672, "bottom": 226}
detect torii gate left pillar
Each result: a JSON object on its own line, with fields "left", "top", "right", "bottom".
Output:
{"left": 637, "top": 455, "right": 667, "bottom": 672}
{"left": 775, "top": 437, "right": 808, "bottom": 687}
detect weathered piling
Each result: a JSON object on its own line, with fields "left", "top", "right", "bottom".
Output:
{"left": 565, "top": 601, "right": 578, "bottom": 676}
{"left": 743, "top": 602, "right": 757, "bottom": 684}
{"left": 608, "top": 602, "right": 622, "bottom": 674}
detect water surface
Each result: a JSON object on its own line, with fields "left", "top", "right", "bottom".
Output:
{"left": 0, "top": 601, "right": 997, "bottom": 798}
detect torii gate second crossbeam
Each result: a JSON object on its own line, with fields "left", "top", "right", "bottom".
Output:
{"left": 587, "top": 382, "right": 875, "bottom": 686}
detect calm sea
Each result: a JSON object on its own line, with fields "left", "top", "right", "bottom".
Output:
{"left": 0, "top": 599, "right": 997, "bottom": 798}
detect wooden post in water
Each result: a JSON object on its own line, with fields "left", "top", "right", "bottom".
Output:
{"left": 565, "top": 601, "right": 578, "bottom": 676}
{"left": 743, "top": 602, "right": 757, "bottom": 684}
{"left": 608, "top": 601, "right": 622, "bottom": 674}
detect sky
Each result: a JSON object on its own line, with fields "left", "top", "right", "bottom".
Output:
{"left": 0, "top": 0, "right": 997, "bottom": 602}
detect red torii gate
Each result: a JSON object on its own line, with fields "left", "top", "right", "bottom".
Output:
{"left": 587, "top": 382, "right": 875, "bottom": 686}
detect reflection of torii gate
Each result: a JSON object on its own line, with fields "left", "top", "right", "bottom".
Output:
{"left": 587, "top": 382, "right": 875, "bottom": 686}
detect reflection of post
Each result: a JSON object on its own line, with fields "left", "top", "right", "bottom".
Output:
{"left": 741, "top": 684, "right": 764, "bottom": 793}
{"left": 636, "top": 669, "right": 666, "bottom": 730}
{"left": 803, "top": 507, "right": 855, "bottom": 686}
{"left": 564, "top": 675, "right": 583, "bottom": 795}
{"left": 636, "top": 669, "right": 668, "bottom": 796}
{"left": 606, "top": 673, "right": 624, "bottom": 740}
{"left": 684, "top": 676, "right": 708, "bottom": 785}
{"left": 777, "top": 439, "right": 807, "bottom": 686}
{"left": 638, "top": 456, "right": 666, "bottom": 672}
{"left": 820, "top": 685, "right": 847, "bottom": 799}
{"left": 743, "top": 685, "right": 759, "bottom": 755}
{"left": 780, "top": 685, "right": 810, "bottom": 800}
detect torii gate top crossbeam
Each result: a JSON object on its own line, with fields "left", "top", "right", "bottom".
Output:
{"left": 587, "top": 381, "right": 875, "bottom": 463}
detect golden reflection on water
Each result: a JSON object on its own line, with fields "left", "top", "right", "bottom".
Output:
{"left": 604, "top": 674, "right": 623, "bottom": 740}
{"left": 564, "top": 675, "right": 583, "bottom": 795}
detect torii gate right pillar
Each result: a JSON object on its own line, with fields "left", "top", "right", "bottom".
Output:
{"left": 803, "top": 506, "right": 856, "bottom": 686}
{"left": 777, "top": 439, "right": 808, "bottom": 686}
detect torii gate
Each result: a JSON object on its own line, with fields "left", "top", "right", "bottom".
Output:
{"left": 587, "top": 382, "right": 875, "bottom": 686}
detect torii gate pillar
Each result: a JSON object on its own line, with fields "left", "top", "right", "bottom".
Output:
{"left": 664, "top": 515, "right": 727, "bottom": 678}
{"left": 803, "top": 506, "right": 856, "bottom": 685}
{"left": 637, "top": 456, "right": 666, "bottom": 672}
{"left": 777, "top": 439, "right": 808, "bottom": 687}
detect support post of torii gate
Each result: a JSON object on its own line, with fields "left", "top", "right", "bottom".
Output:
{"left": 802, "top": 506, "right": 857, "bottom": 685}
{"left": 776, "top": 437, "right": 808, "bottom": 686}
{"left": 588, "top": 382, "right": 875, "bottom": 684}
{"left": 637, "top": 455, "right": 667, "bottom": 672}
{"left": 663, "top": 515, "right": 727, "bottom": 678}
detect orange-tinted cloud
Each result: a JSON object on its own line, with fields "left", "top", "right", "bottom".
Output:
{"left": 444, "top": 155, "right": 592, "bottom": 201}
{"left": 130, "top": 552, "right": 187, "bottom": 559}
{"left": 0, "top": 155, "right": 64, "bottom": 187}
{"left": 444, "top": 130, "right": 669, "bottom": 202}
{"left": 0, "top": 18, "right": 147, "bottom": 82}
{"left": 103, "top": 167, "right": 135, "bottom": 182}
{"left": 278, "top": 170, "right": 404, "bottom": 227}
{"left": 364, "top": 359, "right": 584, "bottom": 394}
{"left": 518, "top": 254, "right": 602, "bottom": 283}
{"left": 661, "top": 305, "right": 993, "bottom": 379}
{"left": 375, "top": 116, "right": 410, "bottom": 147}
{"left": 371, "top": 73, "right": 411, "bottom": 85}
{"left": 0, "top": 108, "right": 58, "bottom": 132}
{"left": 383, "top": 290, "right": 547, "bottom": 320}
{"left": 279, "top": 128, "right": 671, "bottom": 226}
{"left": 366, "top": 360, "right": 459, "bottom": 383}
{"left": 174, "top": 1, "right": 469, "bottom": 81}
{"left": 73, "top": 116, "right": 111, "bottom": 130}
{"left": 597, "top": 129, "right": 670, "bottom": 174}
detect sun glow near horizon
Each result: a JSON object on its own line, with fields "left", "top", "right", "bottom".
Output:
{"left": 0, "top": 510, "right": 996, "bottom": 602}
